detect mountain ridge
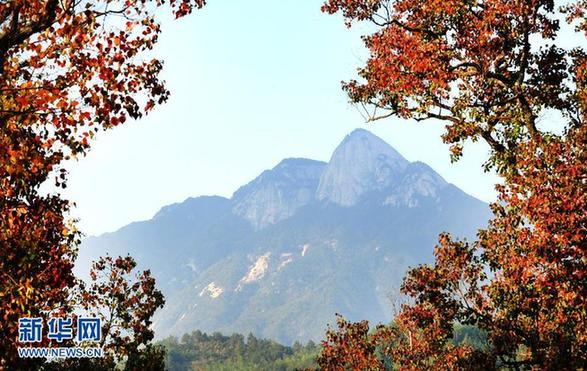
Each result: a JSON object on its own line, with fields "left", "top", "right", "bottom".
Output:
{"left": 78, "top": 128, "right": 491, "bottom": 344}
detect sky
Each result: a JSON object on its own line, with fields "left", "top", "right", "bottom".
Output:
{"left": 60, "top": 0, "right": 502, "bottom": 237}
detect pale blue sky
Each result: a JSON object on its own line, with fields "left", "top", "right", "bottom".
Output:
{"left": 62, "top": 0, "right": 501, "bottom": 236}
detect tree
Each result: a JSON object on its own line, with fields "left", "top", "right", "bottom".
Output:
{"left": 0, "top": 0, "right": 204, "bottom": 368}
{"left": 44, "top": 255, "right": 166, "bottom": 370}
{"left": 160, "top": 329, "right": 320, "bottom": 370}
{"left": 323, "top": 0, "right": 576, "bottom": 171}
{"left": 79, "top": 255, "right": 165, "bottom": 367}
{"left": 319, "top": 0, "right": 587, "bottom": 369}
{"left": 317, "top": 315, "right": 385, "bottom": 370}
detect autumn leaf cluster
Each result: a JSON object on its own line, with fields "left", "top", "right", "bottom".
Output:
{"left": 0, "top": 0, "right": 203, "bottom": 368}
{"left": 318, "top": 0, "right": 587, "bottom": 369}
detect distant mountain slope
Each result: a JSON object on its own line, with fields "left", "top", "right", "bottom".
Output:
{"left": 78, "top": 128, "right": 491, "bottom": 344}
{"left": 232, "top": 158, "right": 326, "bottom": 229}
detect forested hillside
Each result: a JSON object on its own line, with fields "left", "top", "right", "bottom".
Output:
{"left": 160, "top": 326, "right": 487, "bottom": 370}
{"left": 160, "top": 331, "right": 319, "bottom": 370}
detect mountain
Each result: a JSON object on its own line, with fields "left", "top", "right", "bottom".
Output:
{"left": 317, "top": 128, "right": 409, "bottom": 206}
{"left": 233, "top": 158, "right": 326, "bottom": 229}
{"left": 77, "top": 128, "right": 491, "bottom": 344}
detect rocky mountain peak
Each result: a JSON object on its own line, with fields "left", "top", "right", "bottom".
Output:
{"left": 231, "top": 158, "right": 326, "bottom": 229}
{"left": 316, "top": 129, "right": 409, "bottom": 206}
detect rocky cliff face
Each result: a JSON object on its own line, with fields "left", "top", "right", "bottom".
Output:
{"left": 232, "top": 158, "right": 326, "bottom": 229}
{"left": 232, "top": 130, "right": 451, "bottom": 228}
{"left": 316, "top": 129, "right": 409, "bottom": 206}
{"left": 383, "top": 161, "right": 447, "bottom": 207}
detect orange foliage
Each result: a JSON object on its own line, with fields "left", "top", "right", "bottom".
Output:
{"left": 0, "top": 0, "right": 203, "bottom": 368}
{"left": 319, "top": 0, "right": 587, "bottom": 369}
